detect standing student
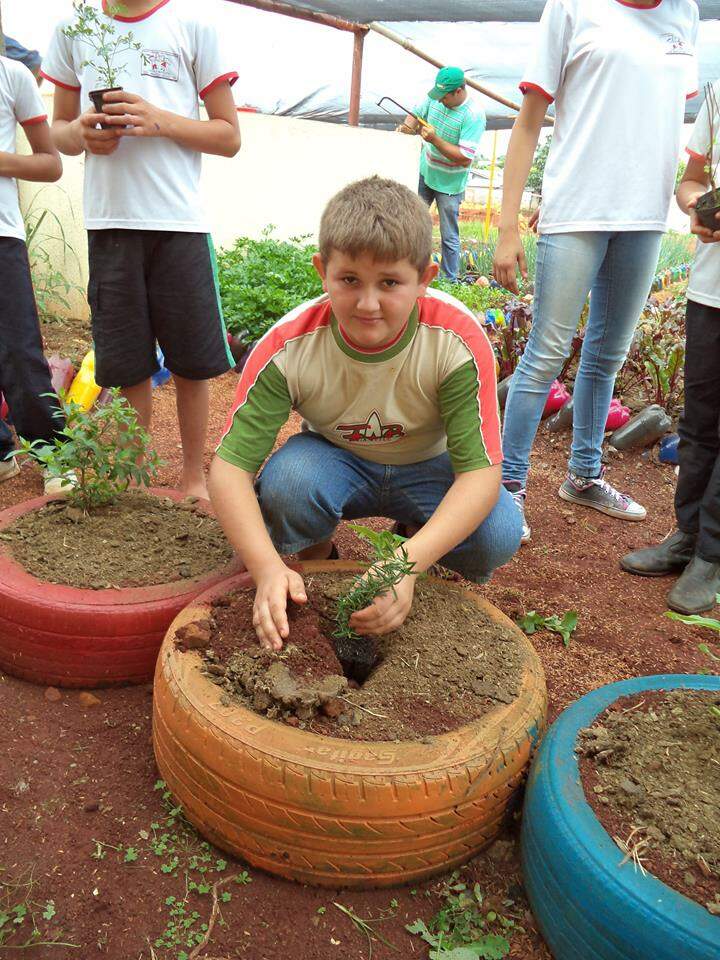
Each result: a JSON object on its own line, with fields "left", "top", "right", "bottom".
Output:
{"left": 494, "top": 0, "right": 698, "bottom": 543}
{"left": 43, "top": 0, "right": 240, "bottom": 498}
{"left": 0, "top": 54, "right": 69, "bottom": 494}
{"left": 622, "top": 83, "right": 720, "bottom": 615}
{"left": 398, "top": 67, "right": 485, "bottom": 283}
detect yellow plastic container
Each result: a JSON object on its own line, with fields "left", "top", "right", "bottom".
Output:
{"left": 67, "top": 349, "right": 102, "bottom": 412}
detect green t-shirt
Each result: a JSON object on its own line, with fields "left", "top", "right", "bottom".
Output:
{"left": 416, "top": 96, "right": 486, "bottom": 195}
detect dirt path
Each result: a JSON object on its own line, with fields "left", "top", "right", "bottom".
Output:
{"left": 0, "top": 328, "right": 714, "bottom": 960}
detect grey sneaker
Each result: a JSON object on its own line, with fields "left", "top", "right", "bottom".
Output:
{"left": 0, "top": 456, "right": 20, "bottom": 483}
{"left": 504, "top": 481, "right": 531, "bottom": 544}
{"left": 559, "top": 468, "right": 646, "bottom": 521}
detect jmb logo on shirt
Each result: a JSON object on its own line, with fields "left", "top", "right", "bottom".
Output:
{"left": 336, "top": 411, "right": 406, "bottom": 444}
{"left": 662, "top": 34, "right": 692, "bottom": 56}
{"left": 141, "top": 49, "right": 180, "bottom": 81}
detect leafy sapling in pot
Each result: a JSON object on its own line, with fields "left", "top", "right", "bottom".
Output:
{"left": 15, "top": 389, "right": 162, "bottom": 515}
{"left": 332, "top": 525, "right": 417, "bottom": 683}
{"left": 63, "top": 1, "right": 141, "bottom": 123}
{"left": 694, "top": 82, "right": 720, "bottom": 230}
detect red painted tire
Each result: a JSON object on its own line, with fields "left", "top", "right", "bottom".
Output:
{"left": 0, "top": 489, "right": 242, "bottom": 688}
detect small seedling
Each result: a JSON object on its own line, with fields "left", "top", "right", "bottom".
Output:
{"left": 406, "top": 872, "right": 518, "bottom": 959}
{"left": 15, "top": 389, "right": 162, "bottom": 513}
{"left": 516, "top": 610, "right": 578, "bottom": 648}
{"left": 0, "top": 866, "right": 76, "bottom": 950}
{"left": 334, "top": 524, "right": 416, "bottom": 642}
{"left": 63, "top": 2, "right": 141, "bottom": 91}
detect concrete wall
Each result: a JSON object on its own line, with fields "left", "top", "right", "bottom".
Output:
{"left": 19, "top": 93, "right": 422, "bottom": 320}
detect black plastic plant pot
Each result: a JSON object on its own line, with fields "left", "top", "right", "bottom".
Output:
{"left": 694, "top": 187, "right": 720, "bottom": 230}
{"left": 89, "top": 86, "right": 122, "bottom": 129}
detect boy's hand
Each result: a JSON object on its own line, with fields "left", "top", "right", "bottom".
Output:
{"left": 688, "top": 193, "right": 720, "bottom": 244}
{"left": 78, "top": 112, "right": 122, "bottom": 155}
{"left": 101, "top": 90, "right": 167, "bottom": 138}
{"left": 493, "top": 228, "right": 527, "bottom": 295}
{"left": 348, "top": 572, "right": 416, "bottom": 636}
{"left": 419, "top": 124, "right": 437, "bottom": 144}
{"left": 253, "top": 560, "right": 307, "bottom": 652}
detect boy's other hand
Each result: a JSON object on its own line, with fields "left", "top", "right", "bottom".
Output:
{"left": 101, "top": 90, "right": 166, "bottom": 138}
{"left": 688, "top": 193, "right": 720, "bottom": 244}
{"left": 79, "top": 112, "right": 122, "bottom": 155}
{"left": 493, "top": 228, "right": 527, "bottom": 295}
{"left": 253, "top": 561, "right": 307, "bottom": 652}
{"left": 348, "top": 572, "right": 416, "bottom": 637}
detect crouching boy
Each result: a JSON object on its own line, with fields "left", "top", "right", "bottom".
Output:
{"left": 209, "top": 177, "right": 522, "bottom": 650}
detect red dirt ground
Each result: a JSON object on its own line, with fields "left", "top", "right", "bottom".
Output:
{"left": 1, "top": 347, "right": 716, "bottom": 960}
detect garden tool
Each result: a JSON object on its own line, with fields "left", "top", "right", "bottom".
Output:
{"left": 377, "top": 96, "right": 432, "bottom": 130}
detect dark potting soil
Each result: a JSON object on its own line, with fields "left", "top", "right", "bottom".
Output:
{"left": 1, "top": 491, "right": 233, "bottom": 589}
{"left": 578, "top": 689, "right": 720, "bottom": 915}
{"left": 192, "top": 572, "right": 524, "bottom": 742}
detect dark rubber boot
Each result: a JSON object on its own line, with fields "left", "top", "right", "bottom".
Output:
{"left": 620, "top": 530, "right": 696, "bottom": 577}
{"left": 667, "top": 556, "right": 720, "bottom": 615}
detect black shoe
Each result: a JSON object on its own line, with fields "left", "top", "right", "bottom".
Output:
{"left": 620, "top": 530, "right": 696, "bottom": 577}
{"left": 667, "top": 556, "right": 720, "bottom": 615}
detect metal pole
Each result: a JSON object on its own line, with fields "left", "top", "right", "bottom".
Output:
{"left": 0, "top": 1, "right": 5, "bottom": 58}
{"left": 349, "top": 30, "right": 365, "bottom": 126}
{"left": 368, "top": 20, "right": 553, "bottom": 122}
{"left": 483, "top": 130, "right": 498, "bottom": 243}
{"left": 225, "top": 0, "right": 366, "bottom": 35}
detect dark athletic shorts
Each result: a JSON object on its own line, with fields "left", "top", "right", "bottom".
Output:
{"left": 88, "top": 229, "right": 234, "bottom": 388}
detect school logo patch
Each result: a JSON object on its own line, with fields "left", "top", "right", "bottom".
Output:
{"left": 141, "top": 49, "right": 180, "bottom": 81}
{"left": 335, "top": 411, "right": 406, "bottom": 444}
{"left": 662, "top": 34, "right": 692, "bottom": 56}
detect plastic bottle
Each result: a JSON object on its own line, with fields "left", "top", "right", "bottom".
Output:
{"left": 543, "top": 380, "right": 571, "bottom": 418}
{"left": 0, "top": 394, "right": 8, "bottom": 422}
{"left": 497, "top": 374, "right": 513, "bottom": 410}
{"left": 66, "top": 349, "right": 102, "bottom": 411}
{"left": 605, "top": 397, "right": 631, "bottom": 432}
{"left": 546, "top": 396, "right": 574, "bottom": 432}
{"left": 608, "top": 404, "right": 672, "bottom": 451}
{"left": 152, "top": 345, "right": 171, "bottom": 389}
{"left": 47, "top": 355, "right": 75, "bottom": 396}
{"left": 659, "top": 433, "right": 680, "bottom": 465}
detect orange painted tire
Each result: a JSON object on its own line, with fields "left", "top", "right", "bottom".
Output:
{"left": 153, "top": 562, "right": 548, "bottom": 888}
{"left": 0, "top": 489, "right": 242, "bottom": 688}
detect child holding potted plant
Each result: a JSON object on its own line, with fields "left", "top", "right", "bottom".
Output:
{"left": 209, "top": 177, "right": 522, "bottom": 652}
{"left": 494, "top": 0, "right": 699, "bottom": 543}
{"left": 622, "top": 82, "right": 720, "bottom": 615}
{"left": 0, "top": 53, "right": 70, "bottom": 495}
{"left": 42, "top": 0, "right": 240, "bottom": 499}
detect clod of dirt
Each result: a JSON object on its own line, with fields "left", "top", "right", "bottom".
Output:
{"left": 44, "top": 687, "right": 61, "bottom": 702}
{"left": 175, "top": 620, "right": 213, "bottom": 652}
{"left": 579, "top": 689, "right": 720, "bottom": 914}
{"left": 78, "top": 692, "right": 101, "bottom": 708}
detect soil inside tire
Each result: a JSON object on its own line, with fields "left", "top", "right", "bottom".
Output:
{"left": 192, "top": 572, "right": 525, "bottom": 742}
{"left": 1, "top": 491, "right": 233, "bottom": 589}
{"left": 578, "top": 689, "right": 720, "bottom": 915}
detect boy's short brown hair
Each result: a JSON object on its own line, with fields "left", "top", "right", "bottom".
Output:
{"left": 319, "top": 176, "right": 432, "bottom": 273}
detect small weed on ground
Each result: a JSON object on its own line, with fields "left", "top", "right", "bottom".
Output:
{"left": 0, "top": 865, "right": 76, "bottom": 950}
{"left": 516, "top": 610, "right": 579, "bottom": 648}
{"left": 406, "top": 872, "right": 520, "bottom": 959}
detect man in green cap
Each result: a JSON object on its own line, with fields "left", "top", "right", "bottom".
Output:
{"left": 398, "top": 66, "right": 486, "bottom": 282}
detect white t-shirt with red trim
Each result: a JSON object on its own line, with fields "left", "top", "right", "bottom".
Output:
{"left": 685, "top": 83, "right": 720, "bottom": 310}
{"left": 43, "top": 0, "right": 238, "bottom": 232}
{"left": 0, "top": 56, "right": 47, "bottom": 241}
{"left": 520, "top": 0, "right": 698, "bottom": 234}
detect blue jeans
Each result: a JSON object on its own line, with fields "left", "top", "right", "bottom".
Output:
{"left": 502, "top": 230, "right": 663, "bottom": 486}
{"left": 418, "top": 174, "right": 463, "bottom": 282}
{"left": 256, "top": 432, "right": 522, "bottom": 583}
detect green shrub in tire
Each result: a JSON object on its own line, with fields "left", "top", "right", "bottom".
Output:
{"left": 521, "top": 674, "right": 720, "bottom": 960}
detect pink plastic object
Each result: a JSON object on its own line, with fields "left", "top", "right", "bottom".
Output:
{"left": 47, "top": 355, "right": 75, "bottom": 396}
{"left": 605, "top": 398, "right": 631, "bottom": 431}
{"left": 542, "top": 380, "right": 571, "bottom": 418}
{"left": 0, "top": 394, "right": 7, "bottom": 422}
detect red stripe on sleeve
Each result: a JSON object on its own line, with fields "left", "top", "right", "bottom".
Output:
{"left": 39, "top": 71, "right": 80, "bottom": 91}
{"left": 219, "top": 300, "right": 332, "bottom": 442}
{"left": 418, "top": 298, "right": 503, "bottom": 465}
{"left": 686, "top": 147, "right": 706, "bottom": 162}
{"left": 687, "top": 90, "right": 699, "bottom": 101}
{"left": 20, "top": 115, "right": 48, "bottom": 127}
{"left": 200, "top": 72, "right": 240, "bottom": 100}
{"left": 519, "top": 82, "right": 554, "bottom": 104}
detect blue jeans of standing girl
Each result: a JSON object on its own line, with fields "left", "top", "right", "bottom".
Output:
{"left": 502, "top": 230, "right": 663, "bottom": 487}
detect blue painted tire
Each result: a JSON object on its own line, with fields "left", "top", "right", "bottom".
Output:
{"left": 522, "top": 675, "right": 720, "bottom": 960}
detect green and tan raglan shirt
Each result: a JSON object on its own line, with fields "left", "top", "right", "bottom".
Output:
{"left": 217, "top": 288, "right": 502, "bottom": 474}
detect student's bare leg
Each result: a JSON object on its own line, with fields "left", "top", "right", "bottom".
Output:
{"left": 121, "top": 378, "right": 153, "bottom": 431}
{"left": 173, "top": 375, "right": 209, "bottom": 499}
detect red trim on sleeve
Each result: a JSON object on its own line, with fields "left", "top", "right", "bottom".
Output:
{"left": 20, "top": 115, "right": 48, "bottom": 127}
{"left": 200, "top": 72, "right": 239, "bottom": 100}
{"left": 519, "top": 82, "right": 554, "bottom": 105}
{"left": 39, "top": 71, "right": 80, "bottom": 92}
{"left": 686, "top": 90, "right": 698, "bottom": 101}
{"left": 103, "top": 0, "right": 171, "bottom": 20}
{"left": 686, "top": 147, "right": 707, "bottom": 162}
{"left": 418, "top": 298, "right": 503, "bottom": 466}
{"left": 219, "top": 301, "right": 332, "bottom": 443}
{"left": 613, "top": 0, "right": 662, "bottom": 7}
